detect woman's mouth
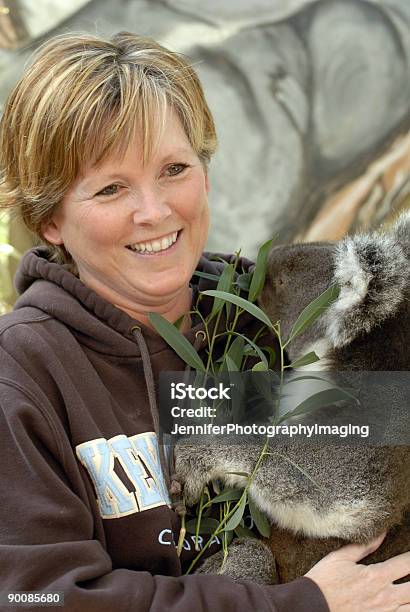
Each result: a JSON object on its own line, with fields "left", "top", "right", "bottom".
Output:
{"left": 125, "top": 230, "right": 181, "bottom": 256}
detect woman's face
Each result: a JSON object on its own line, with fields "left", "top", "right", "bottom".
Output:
{"left": 42, "top": 111, "right": 210, "bottom": 315}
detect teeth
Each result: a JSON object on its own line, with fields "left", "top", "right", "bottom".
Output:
{"left": 128, "top": 231, "right": 178, "bottom": 253}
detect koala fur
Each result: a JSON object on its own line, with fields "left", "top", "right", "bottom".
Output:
{"left": 195, "top": 538, "right": 277, "bottom": 585}
{"left": 175, "top": 211, "right": 410, "bottom": 584}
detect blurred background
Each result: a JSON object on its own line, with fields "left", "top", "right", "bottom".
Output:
{"left": 1, "top": 0, "right": 409, "bottom": 312}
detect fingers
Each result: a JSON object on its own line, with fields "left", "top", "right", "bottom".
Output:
{"left": 331, "top": 532, "right": 386, "bottom": 563}
{"left": 392, "top": 581, "right": 410, "bottom": 604}
{"left": 398, "top": 606, "right": 410, "bottom": 611}
{"left": 375, "top": 551, "right": 410, "bottom": 583}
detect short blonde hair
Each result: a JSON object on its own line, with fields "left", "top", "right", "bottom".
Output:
{"left": 0, "top": 31, "right": 217, "bottom": 266}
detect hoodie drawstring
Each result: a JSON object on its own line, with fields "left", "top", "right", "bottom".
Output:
{"left": 130, "top": 325, "right": 205, "bottom": 519}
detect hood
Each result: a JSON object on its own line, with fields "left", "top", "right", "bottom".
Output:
{"left": 13, "top": 246, "right": 255, "bottom": 358}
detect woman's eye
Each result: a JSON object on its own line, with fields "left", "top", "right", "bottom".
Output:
{"left": 95, "top": 184, "right": 121, "bottom": 197}
{"left": 166, "top": 163, "right": 189, "bottom": 177}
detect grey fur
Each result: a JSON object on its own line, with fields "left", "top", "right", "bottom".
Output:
{"left": 176, "top": 211, "right": 410, "bottom": 583}
{"left": 196, "top": 538, "right": 277, "bottom": 585}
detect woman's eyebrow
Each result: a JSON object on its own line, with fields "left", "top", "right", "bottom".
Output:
{"left": 77, "top": 173, "right": 127, "bottom": 190}
{"left": 76, "top": 147, "right": 195, "bottom": 189}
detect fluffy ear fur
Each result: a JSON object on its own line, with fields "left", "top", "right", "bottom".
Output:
{"left": 325, "top": 213, "right": 409, "bottom": 348}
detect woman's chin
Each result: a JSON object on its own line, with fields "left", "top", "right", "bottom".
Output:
{"left": 135, "top": 273, "right": 191, "bottom": 301}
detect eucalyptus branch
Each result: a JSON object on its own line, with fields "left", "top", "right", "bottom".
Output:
{"left": 184, "top": 437, "right": 270, "bottom": 574}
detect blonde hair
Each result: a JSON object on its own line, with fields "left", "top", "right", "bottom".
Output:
{"left": 0, "top": 31, "right": 217, "bottom": 267}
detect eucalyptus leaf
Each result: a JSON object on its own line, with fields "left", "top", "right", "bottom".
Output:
{"left": 224, "top": 494, "right": 247, "bottom": 531}
{"left": 278, "top": 387, "right": 358, "bottom": 423}
{"left": 243, "top": 346, "right": 257, "bottom": 356}
{"left": 231, "top": 333, "right": 268, "bottom": 368}
{"left": 202, "top": 290, "right": 274, "bottom": 329}
{"left": 252, "top": 361, "right": 269, "bottom": 372}
{"left": 148, "top": 312, "right": 205, "bottom": 371}
{"left": 224, "top": 355, "right": 239, "bottom": 372}
{"left": 248, "top": 496, "right": 271, "bottom": 537}
{"left": 287, "top": 351, "right": 320, "bottom": 369}
{"left": 225, "top": 335, "right": 245, "bottom": 370}
{"left": 192, "top": 270, "right": 221, "bottom": 282}
{"left": 261, "top": 346, "right": 276, "bottom": 369}
{"left": 286, "top": 375, "right": 333, "bottom": 384}
{"left": 248, "top": 238, "right": 275, "bottom": 303}
{"left": 211, "top": 488, "right": 243, "bottom": 504}
{"left": 235, "top": 272, "right": 252, "bottom": 292}
{"left": 173, "top": 315, "right": 185, "bottom": 330}
{"left": 286, "top": 284, "right": 340, "bottom": 345}
{"left": 234, "top": 524, "right": 257, "bottom": 539}
{"left": 185, "top": 517, "right": 220, "bottom": 535}
{"left": 210, "top": 264, "right": 235, "bottom": 319}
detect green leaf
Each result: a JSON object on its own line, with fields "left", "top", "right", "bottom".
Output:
{"left": 252, "top": 361, "right": 269, "bottom": 372}
{"left": 248, "top": 238, "right": 275, "bottom": 302}
{"left": 202, "top": 291, "right": 274, "bottom": 329}
{"left": 185, "top": 517, "right": 220, "bottom": 535}
{"left": 224, "top": 355, "right": 239, "bottom": 372}
{"left": 173, "top": 315, "right": 185, "bottom": 330}
{"left": 248, "top": 496, "right": 271, "bottom": 537}
{"left": 235, "top": 272, "right": 253, "bottom": 292}
{"left": 287, "top": 351, "right": 320, "bottom": 369}
{"left": 231, "top": 333, "right": 268, "bottom": 368}
{"left": 148, "top": 312, "right": 205, "bottom": 371}
{"left": 225, "top": 471, "right": 250, "bottom": 477}
{"left": 286, "top": 375, "right": 333, "bottom": 384}
{"left": 224, "top": 494, "right": 247, "bottom": 531}
{"left": 192, "top": 270, "right": 221, "bottom": 282}
{"left": 210, "top": 264, "right": 235, "bottom": 319}
{"left": 286, "top": 284, "right": 340, "bottom": 345}
{"left": 234, "top": 524, "right": 257, "bottom": 539}
{"left": 278, "top": 387, "right": 358, "bottom": 423}
{"left": 261, "top": 346, "right": 276, "bottom": 369}
{"left": 225, "top": 335, "right": 244, "bottom": 370}
{"left": 211, "top": 488, "right": 243, "bottom": 504}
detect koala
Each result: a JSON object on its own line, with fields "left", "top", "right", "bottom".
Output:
{"left": 175, "top": 211, "right": 410, "bottom": 584}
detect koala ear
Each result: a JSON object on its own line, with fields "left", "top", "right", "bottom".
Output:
{"left": 325, "top": 221, "right": 409, "bottom": 348}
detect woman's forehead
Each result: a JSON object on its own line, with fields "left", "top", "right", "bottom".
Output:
{"left": 88, "top": 114, "right": 194, "bottom": 171}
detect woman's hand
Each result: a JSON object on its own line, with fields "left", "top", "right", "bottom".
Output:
{"left": 306, "top": 533, "right": 410, "bottom": 611}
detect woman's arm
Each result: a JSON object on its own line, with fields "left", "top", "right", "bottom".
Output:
{"left": 0, "top": 381, "right": 328, "bottom": 612}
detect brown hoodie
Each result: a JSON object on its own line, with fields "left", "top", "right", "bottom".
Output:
{"left": 0, "top": 247, "right": 329, "bottom": 612}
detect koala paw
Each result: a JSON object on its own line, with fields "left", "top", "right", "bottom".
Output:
{"left": 195, "top": 538, "right": 278, "bottom": 585}
{"left": 173, "top": 440, "right": 216, "bottom": 506}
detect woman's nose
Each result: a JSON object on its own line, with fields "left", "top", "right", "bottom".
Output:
{"left": 130, "top": 187, "right": 172, "bottom": 226}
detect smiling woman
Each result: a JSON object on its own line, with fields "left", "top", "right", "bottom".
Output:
{"left": 0, "top": 30, "right": 405, "bottom": 612}
{"left": 41, "top": 109, "right": 210, "bottom": 328}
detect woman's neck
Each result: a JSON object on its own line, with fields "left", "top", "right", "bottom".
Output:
{"left": 114, "top": 287, "right": 193, "bottom": 334}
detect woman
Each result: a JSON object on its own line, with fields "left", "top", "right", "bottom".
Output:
{"left": 0, "top": 32, "right": 408, "bottom": 611}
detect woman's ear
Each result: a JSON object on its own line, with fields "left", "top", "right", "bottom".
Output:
{"left": 41, "top": 218, "right": 64, "bottom": 245}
